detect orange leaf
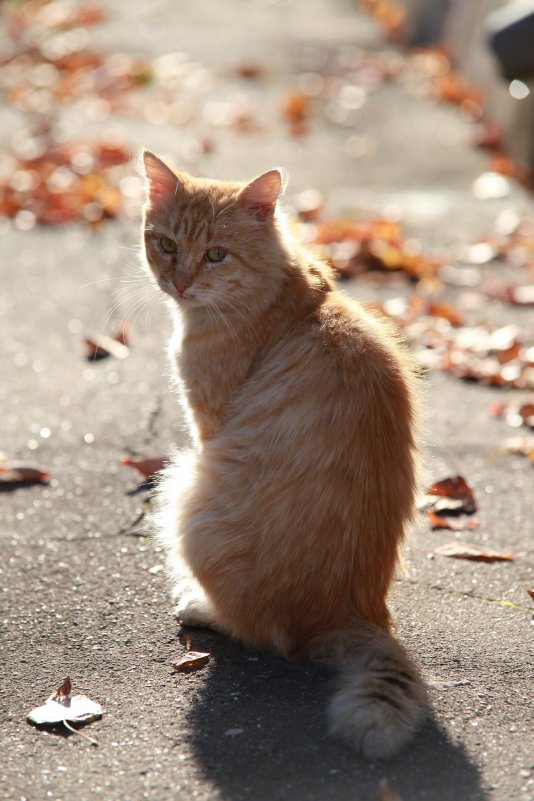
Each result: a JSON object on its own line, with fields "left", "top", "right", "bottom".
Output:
{"left": 426, "top": 475, "right": 477, "bottom": 514}
{"left": 282, "top": 91, "right": 310, "bottom": 122}
{"left": 172, "top": 651, "right": 211, "bottom": 671}
{"left": 426, "top": 301, "right": 464, "bottom": 327}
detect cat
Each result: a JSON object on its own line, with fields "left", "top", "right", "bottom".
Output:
{"left": 141, "top": 149, "right": 427, "bottom": 759}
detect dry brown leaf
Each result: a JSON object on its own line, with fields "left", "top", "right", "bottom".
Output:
{"left": 172, "top": 651, "right": 211, "bottom": 671}
{"left": 27, "top": 677, "right": 103, "bottom": 730}
{"left": 426, "top": 300, "right": 464, "bottom": 327}
{"left": 282, "top": 91, "right": 311, "bottom": 136}
{"left": 425, "top": 476, "right": 477, "bottom": 515}
{"left": 0, "top": 141, "right": 131, "bottom": 226}
{"left": 307, "top": 216, "right": 439, "bottom": 281}
{"left": 431, "top": 541, "right": 514, "bottom": 562}
{"left": 0, "top": 463, "right": 50, "bottom": 484}
{"left": 527, "top": 589, "right": 534, "bottom": 602}
{"left": 235, "top": 62, "right": 265, "bottom": 80}
{"left": 121, "top": 455, "right": 170, "bottom": 480}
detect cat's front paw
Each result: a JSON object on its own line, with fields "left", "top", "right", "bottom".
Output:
{"left": 175, "top": 595, "right": 217, "bottom": 630}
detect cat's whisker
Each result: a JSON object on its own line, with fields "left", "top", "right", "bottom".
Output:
{"left": 95, "top": 282, "right": 156, "bottom": 339}
{"left": 130, "top": 287, "right": 163, "bottom": 333}
{"left": 209, "top": 301, "right": 242, "bottom": 349}
{"left": 117, "top": 243, "right": 143, "bottom": 254}
{"left": 77, "top": 275, "right": 128, "bottom": 291}
{"left": 215, "top": 292, "right": 255, "bottom": 333}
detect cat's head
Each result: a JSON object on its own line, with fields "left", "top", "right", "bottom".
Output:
{"left": 141, "top": 150, "right": 288, "bottom": 312}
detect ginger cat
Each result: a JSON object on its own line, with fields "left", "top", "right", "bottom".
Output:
{"left": 141, "top": 150, "right": 427, "bottom": 759}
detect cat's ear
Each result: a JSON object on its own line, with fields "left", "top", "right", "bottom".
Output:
{"left": 239, "top": 168, "right": 286, "bottom": 220}
{"left": 141, "top": 149, "right": 180, "bottom": 203}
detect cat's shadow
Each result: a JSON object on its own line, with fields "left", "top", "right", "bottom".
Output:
{"left": 181, "top": 628, "right": 487, "bottom": 801}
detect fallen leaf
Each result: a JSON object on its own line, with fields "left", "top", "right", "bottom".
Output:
{"left": 434, "top": 70, "right": 484, "bottom": 118}
{"left": 85, "top": 333, "right": 130, "bottom": 360}
{"left": 172, "top": 651, "right": 211, "bottom": 671}
{"left": 427, "top": 511, "right": 480, "bottom": 531}
{"left": 425, "top": 476, "right": 477, "bottom": 514}
{"left": 431, "top": 541, "right": 514, "bottom": 562}
{"left": 0, "top": 463, "right": 50, "bottom": 484}
{"left": 282, "top": 91, "right": 311, "bottom": 136}
{"left": 426, "top": 300, "right": 464, "bottom": 327}
{"left": 307, "top": 216, "right": 440, "bottom": 281}
{"left": 489, "top": 402, "right": 507, "bottom": 418}
{"left": 121, "top": 455, "right": 170, "bottom": 480}
{"left": 235, "top": 62, "right": 265, "bottom": 80}
{"left": 360, "top": 0, "right": 406, "bottom": 41}
{"left": 54, "top": 677, "right": 72, "bottom": 701}
{"left": 27, "top": 676, "right": 103, "bottom": 737}
{"left": 489, "top": 151, "right": 519, "bottom": 178}
{"left": 527, "top": 589, "right": 534, "bottom": 602}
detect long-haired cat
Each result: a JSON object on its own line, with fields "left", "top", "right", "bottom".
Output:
{"left": 141, "top": 150, "right": 427, "bottom": 759}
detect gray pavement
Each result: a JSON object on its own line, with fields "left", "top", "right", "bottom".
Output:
{"left": 1, "top": 2, "right": 533, "bottom": 800}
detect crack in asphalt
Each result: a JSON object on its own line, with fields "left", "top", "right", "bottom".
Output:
{"left": 144, "top": 397, "right": 162, "bottom": 444}
{"left": 118, "top": 506, "right": 150, "bottom": 537}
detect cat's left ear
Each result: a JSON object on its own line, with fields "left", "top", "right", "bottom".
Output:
{"left": 239, "top": 168, "right": 287, "bottom": 220}
{"left": 141, "top": 149, "right": 180, "bottom": 203}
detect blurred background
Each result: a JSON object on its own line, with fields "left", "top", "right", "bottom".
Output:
{"left": 2, "top": 4, "right": 534, "bottom": 801}
{"left": 1, "top": 0, "right": 533, "bottom": 228}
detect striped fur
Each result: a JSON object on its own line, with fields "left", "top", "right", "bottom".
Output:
{"left": 142, "top": 151, "right": 427, "bottom": 758}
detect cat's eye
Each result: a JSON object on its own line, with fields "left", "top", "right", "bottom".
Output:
{"left": 206, "top": 246, "right": 227, "bottom": 263}
{"left": 159, "top": 236, "right": 177, "bottom": 254}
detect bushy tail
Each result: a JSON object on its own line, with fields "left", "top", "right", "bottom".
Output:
{"left": 318, "top": 625, "right": 427, "bottom": 760}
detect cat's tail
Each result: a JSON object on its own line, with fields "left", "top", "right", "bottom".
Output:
{"left": 317, "top": 624, "right": 427, "bottom": 760}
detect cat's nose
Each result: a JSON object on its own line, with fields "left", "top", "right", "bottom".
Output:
{"left": 173, "top": 278, "right": 191, "bottom": 295}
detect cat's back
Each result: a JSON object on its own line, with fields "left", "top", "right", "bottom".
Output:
{"left": 220, "top": 287, "right": 418, "bottom": 451}
{"left": 261, "top": 288, "right": 415, "bottom": 403}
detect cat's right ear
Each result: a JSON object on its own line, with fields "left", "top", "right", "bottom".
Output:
{"left": 141, "top": 149, "right": 179, "bottom": 203}
{"left": 239, "top": 168, "right": 287, "bottom": 221}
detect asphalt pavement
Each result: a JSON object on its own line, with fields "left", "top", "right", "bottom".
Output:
{"left": 1, "top": 2, "right": 533, "bottom": 800}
